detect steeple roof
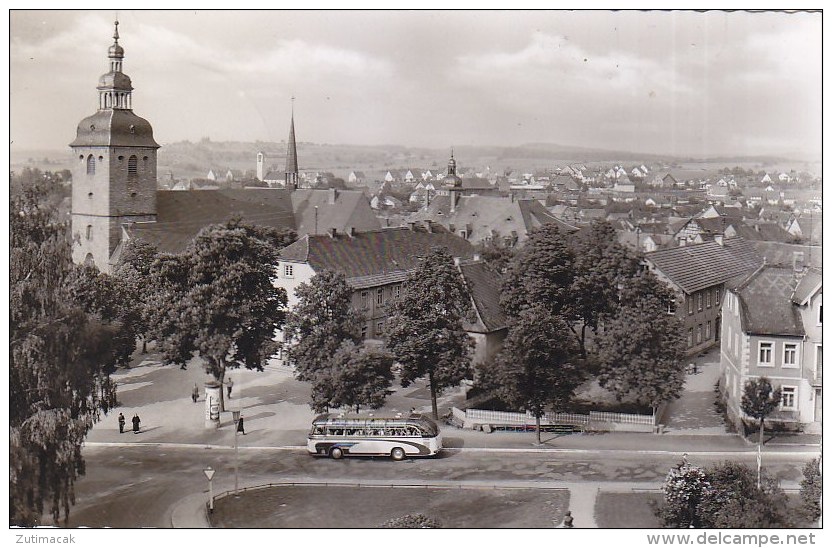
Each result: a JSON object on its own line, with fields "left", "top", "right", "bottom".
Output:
{"left": 285, "top": 109, "right": 298, "bottom": 174}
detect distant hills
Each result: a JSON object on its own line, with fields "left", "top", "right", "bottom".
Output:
{"left": 11, "top": 140, "right": 818, "bottom": 181}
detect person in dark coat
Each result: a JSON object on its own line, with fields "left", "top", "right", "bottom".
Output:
{"left": 132, "top": 413, "right": 141, "bottom": 434}
{"left": 236, "top": 413, "right": 246, "bottom": 435}
{"left": 192, "top": 383, "right": 199, "bottom": 403}
{"left": 118, "top": 412, "right": 125, "bottom": 434}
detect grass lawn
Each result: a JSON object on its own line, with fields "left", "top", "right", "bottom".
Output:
{"left": 595, "top": 492, "right": 663, "bottom": 528}
{"left": 210, "top": 485, "right": 570, "bottom": 528}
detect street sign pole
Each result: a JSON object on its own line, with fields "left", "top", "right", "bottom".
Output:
{"left": 203, "top": 467, "right": 215, "bottom": 514}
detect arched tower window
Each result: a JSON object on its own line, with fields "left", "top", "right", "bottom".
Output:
{"left": 127, "top": 155, "right": 138, "bottom": 184}
{"left": 86, "top": 225, "right": 93, "bottom": 240}
{"left": 84, "top": 253, "right": 95, "bottom": 267}
{"left": 86, "top": 155, "right": 96, "bottom": 175}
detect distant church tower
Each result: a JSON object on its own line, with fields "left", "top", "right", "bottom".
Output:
{"left": 69, "top": 21, "right": 159, "bottom": 273}
{"left": 284, "top": 100, "right": 299, "bottom": 189}
{"left": 256, "top": 151, "right": 266, "bottom": 181}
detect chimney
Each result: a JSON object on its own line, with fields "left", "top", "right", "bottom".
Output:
{"left": 407, "top": 222, "right": 416, "bottom": 231}
{"left": 473, "top": 253, "right": 481, "bottom": 262}
{"left": 792, "top": 251, "right": 805, "bottom": 272}
{"left": 453, "top": 257, "right": 461, "bottom": 266}
{"left": 328, "top": 188, "right": 337, "bottom": 204}
{"left": 425, "top": 221, "right": 433, "bottom": 233}
{"left": 328, "top": 227, "right": 337, "bottom": 238}
{"left": 348, "top": 226, "right": 356, "bottom": 238}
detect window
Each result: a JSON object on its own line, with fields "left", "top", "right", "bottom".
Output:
{"left": 687, "top": 328, "right": 693, "bottom": 348}
{"left": 735, "top": 333, "right": 740, "bottom": 355}
{"left": 815, "top": 345, "right": 822, "bottom": 379}
{"left": 819, "top": 304, "right": 823, "bottom": 326}
{"left": 758, "top": 342, "right": 773, "bottom": 366}
{"left": 783, "top": 343, "right": 798, "bottom": 368}
{"left": 706, "top": 321, "right": 712, "bottom": 340}
{"left": 282, "top": 264, "right": 293, "bottom": 278}
{"left": 376, "top": 288, "right": 384, "bottom": 305}
{"left": 688, "top": 296, "right": 694, "bottom": 315}
{"left": 361, "top": 290, "right": 369, "bottom": 307}
{"left": 715, "top": 288, "right": 721, "bottom": 306}
{"left": 393, "top": 285, "right": 401, "bottom": 299}
{"left": 86, "top": 225, "right": 93, "bottom": 240}
{"left": 697, "top": 324, "right": 703, "bottom": 344}
{"left": 86, "top": 155, "right": 95, "bottom": 175}
{"left": 697, "top": 292, "right": 703, "bottom": 311}
{"left": 780, "top": 386, "right": 797, "bottom": 410}
{"left": 361, "top": 325, "right": 368, "bottom": 339}
{"left": 376, "top": 321, "right": 384, "bottom": 336}
{"left": 706, "top": 291, "right": 712, "bottom": 309}
{"left": 127, "top": 155, "right": 138, "bottom": 184}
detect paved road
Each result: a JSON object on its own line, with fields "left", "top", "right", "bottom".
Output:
{"left": 57, "top": 443, "right": 816, "bottom": 528}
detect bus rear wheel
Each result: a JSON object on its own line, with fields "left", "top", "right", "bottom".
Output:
{"left": 330, "top": 447, "right": 343, "bottom": 459}
{"left": 391, "top": 447, "right": 406, "bottom": 461}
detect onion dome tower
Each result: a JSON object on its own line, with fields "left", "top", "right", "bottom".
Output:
{"left": 443, "top": 148, "right": 462, "bottom": 188}
{"left": 69, "top": 21, "right": 159, "bottom": 273}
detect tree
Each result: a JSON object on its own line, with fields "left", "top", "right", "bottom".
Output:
{"left": 382, "top": 514, "right": 442, "bottom": 528}
{"left": 10, "top": 183, "right": 118, "bottom": 526}
{"left": 479, "top": 307, "right": 582, "bottom": 444}
{"left": 113, "top": 238, "right": 159, "bottom": 353}
{"left": 654, "top": 460, "right": 709, "bottom": 528}
{"left": 595, "top": 271, "right": 687, "bottom": 411}
{"left": 569, "top": 221, "right": 642, "bottom": 355}
{"left": 741, "top": 377, "right": 782, "bottom": 486}
{"left": 799, "top": 457, "right": 821, "bottom": 525}
{"left": 501, "top": 223, "right": 575, "bottom": 320}
{"left": 386, "top": 247, "right": 474, "bottom": 419}
{"left": 474, "top": 237, "right": 516, "bottom": 274}
{"left": 284, "top": 270, "right": 363, "bottom": 410}
{"left": 148, "top": 219, "right": 293, "bottom": 410}
{"left": 329, "top": 342, "right": 395, "bottom": 413}
{"left": 655, "top": 460, "right": 794, "bottom": 528}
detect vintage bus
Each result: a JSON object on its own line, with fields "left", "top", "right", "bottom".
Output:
{"left": 307, "top": 412, "right": 442, "bottom": 460}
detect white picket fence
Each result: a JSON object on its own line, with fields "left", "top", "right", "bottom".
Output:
{"left": 459, "top": 407, "right": 656, "bottom": 427}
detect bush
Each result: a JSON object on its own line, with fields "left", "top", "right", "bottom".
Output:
{"left": 381, "top": 514, "right": 442, "bottom": 528}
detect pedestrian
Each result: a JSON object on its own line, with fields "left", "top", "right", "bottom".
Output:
{"left": 236, "top": 413, "right": 246, "bottom": 435}
{"left": 118, "top": 412, "right": 125, "bottom": 434}
{"left": 226, "top": 377, "right": 233, "bottom": 399}
{"left": 132, "top": 413, "right": 141, "bottom": 434}
{"left": 192, "top": 383, "right": 199, "bottom": 403}
{"left": 563, "top": 511, "right": 574, "bottom": 528}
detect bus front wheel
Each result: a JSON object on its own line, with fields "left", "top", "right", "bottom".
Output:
{"left": 330, "top": 447, "right": 343, "bottom": 459}
{"left": 391, "top": 447, "right": 406, "bottom": 461}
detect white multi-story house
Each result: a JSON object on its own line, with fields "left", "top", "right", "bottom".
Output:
{"left": 720, "top": 265, "right": 822, "bottom": 433}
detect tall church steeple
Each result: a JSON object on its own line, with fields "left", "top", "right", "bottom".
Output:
{"left": 69, "top": 20, "right": 159, "bottom": 273}
{"left": 284, "top": 97, "right": 299, "bottom": 190}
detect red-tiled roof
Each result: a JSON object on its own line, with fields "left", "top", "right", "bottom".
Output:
{"left": 458, "top": 260, "right": 507, "bottom": 333}
{"left": 279, "top": 225, "right": 475, "bottom": 288}
{"left": 791, "top": 269, "right": 822, "bottom": 305}
{"left": 645, "top": 238, "right": 763, "bottom": 294}
{"left": 735, "top": 266, "right": 805, "bottom": 337}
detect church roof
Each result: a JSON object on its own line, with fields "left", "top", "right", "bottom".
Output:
{"left": 70, "top": 109, "right": 159, "bottom": 148}
{"left": 127, "top": 188, "right": 380, "bottom": 254}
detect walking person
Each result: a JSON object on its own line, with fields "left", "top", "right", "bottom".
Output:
{"left": 563, "top": 511, "right": 574, "bottom": 528}
{"left": 118, "top": 412, "right": 125, "bottom": 434}
{"left": 132, "top": 413, "right": 141, "bottom": 434}
{"left": 226, "top": 376, "right": 233, "bottom": 399}
{"left": 192, "top": 383, "right": 199, "bottom": 403}
{"left": 236, "top": 413, "right": 246, "bottom": 435}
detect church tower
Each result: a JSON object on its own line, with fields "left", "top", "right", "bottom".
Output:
{"left": 256, "top": 151, "right": 266, "bottom": 181}
{"left": 70, "top": 21, "right": 159, "bottom": 273}
{"left": 284, "top": 100, "right": 299, "bottom": 189}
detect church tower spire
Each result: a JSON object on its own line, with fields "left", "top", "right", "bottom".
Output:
{"left": 97, "top": 20, "right": 133, "bottom": 110}
{"left": 284, "top": 97, "right": 299, "bottom": 190}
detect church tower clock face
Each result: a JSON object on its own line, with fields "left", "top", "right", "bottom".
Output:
{"left": 69, "top": 20, "right": 159, "bottom": 273}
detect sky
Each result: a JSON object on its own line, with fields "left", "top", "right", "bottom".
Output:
{"left": 9, "top": 9, "right": 823, "bottom": 159}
